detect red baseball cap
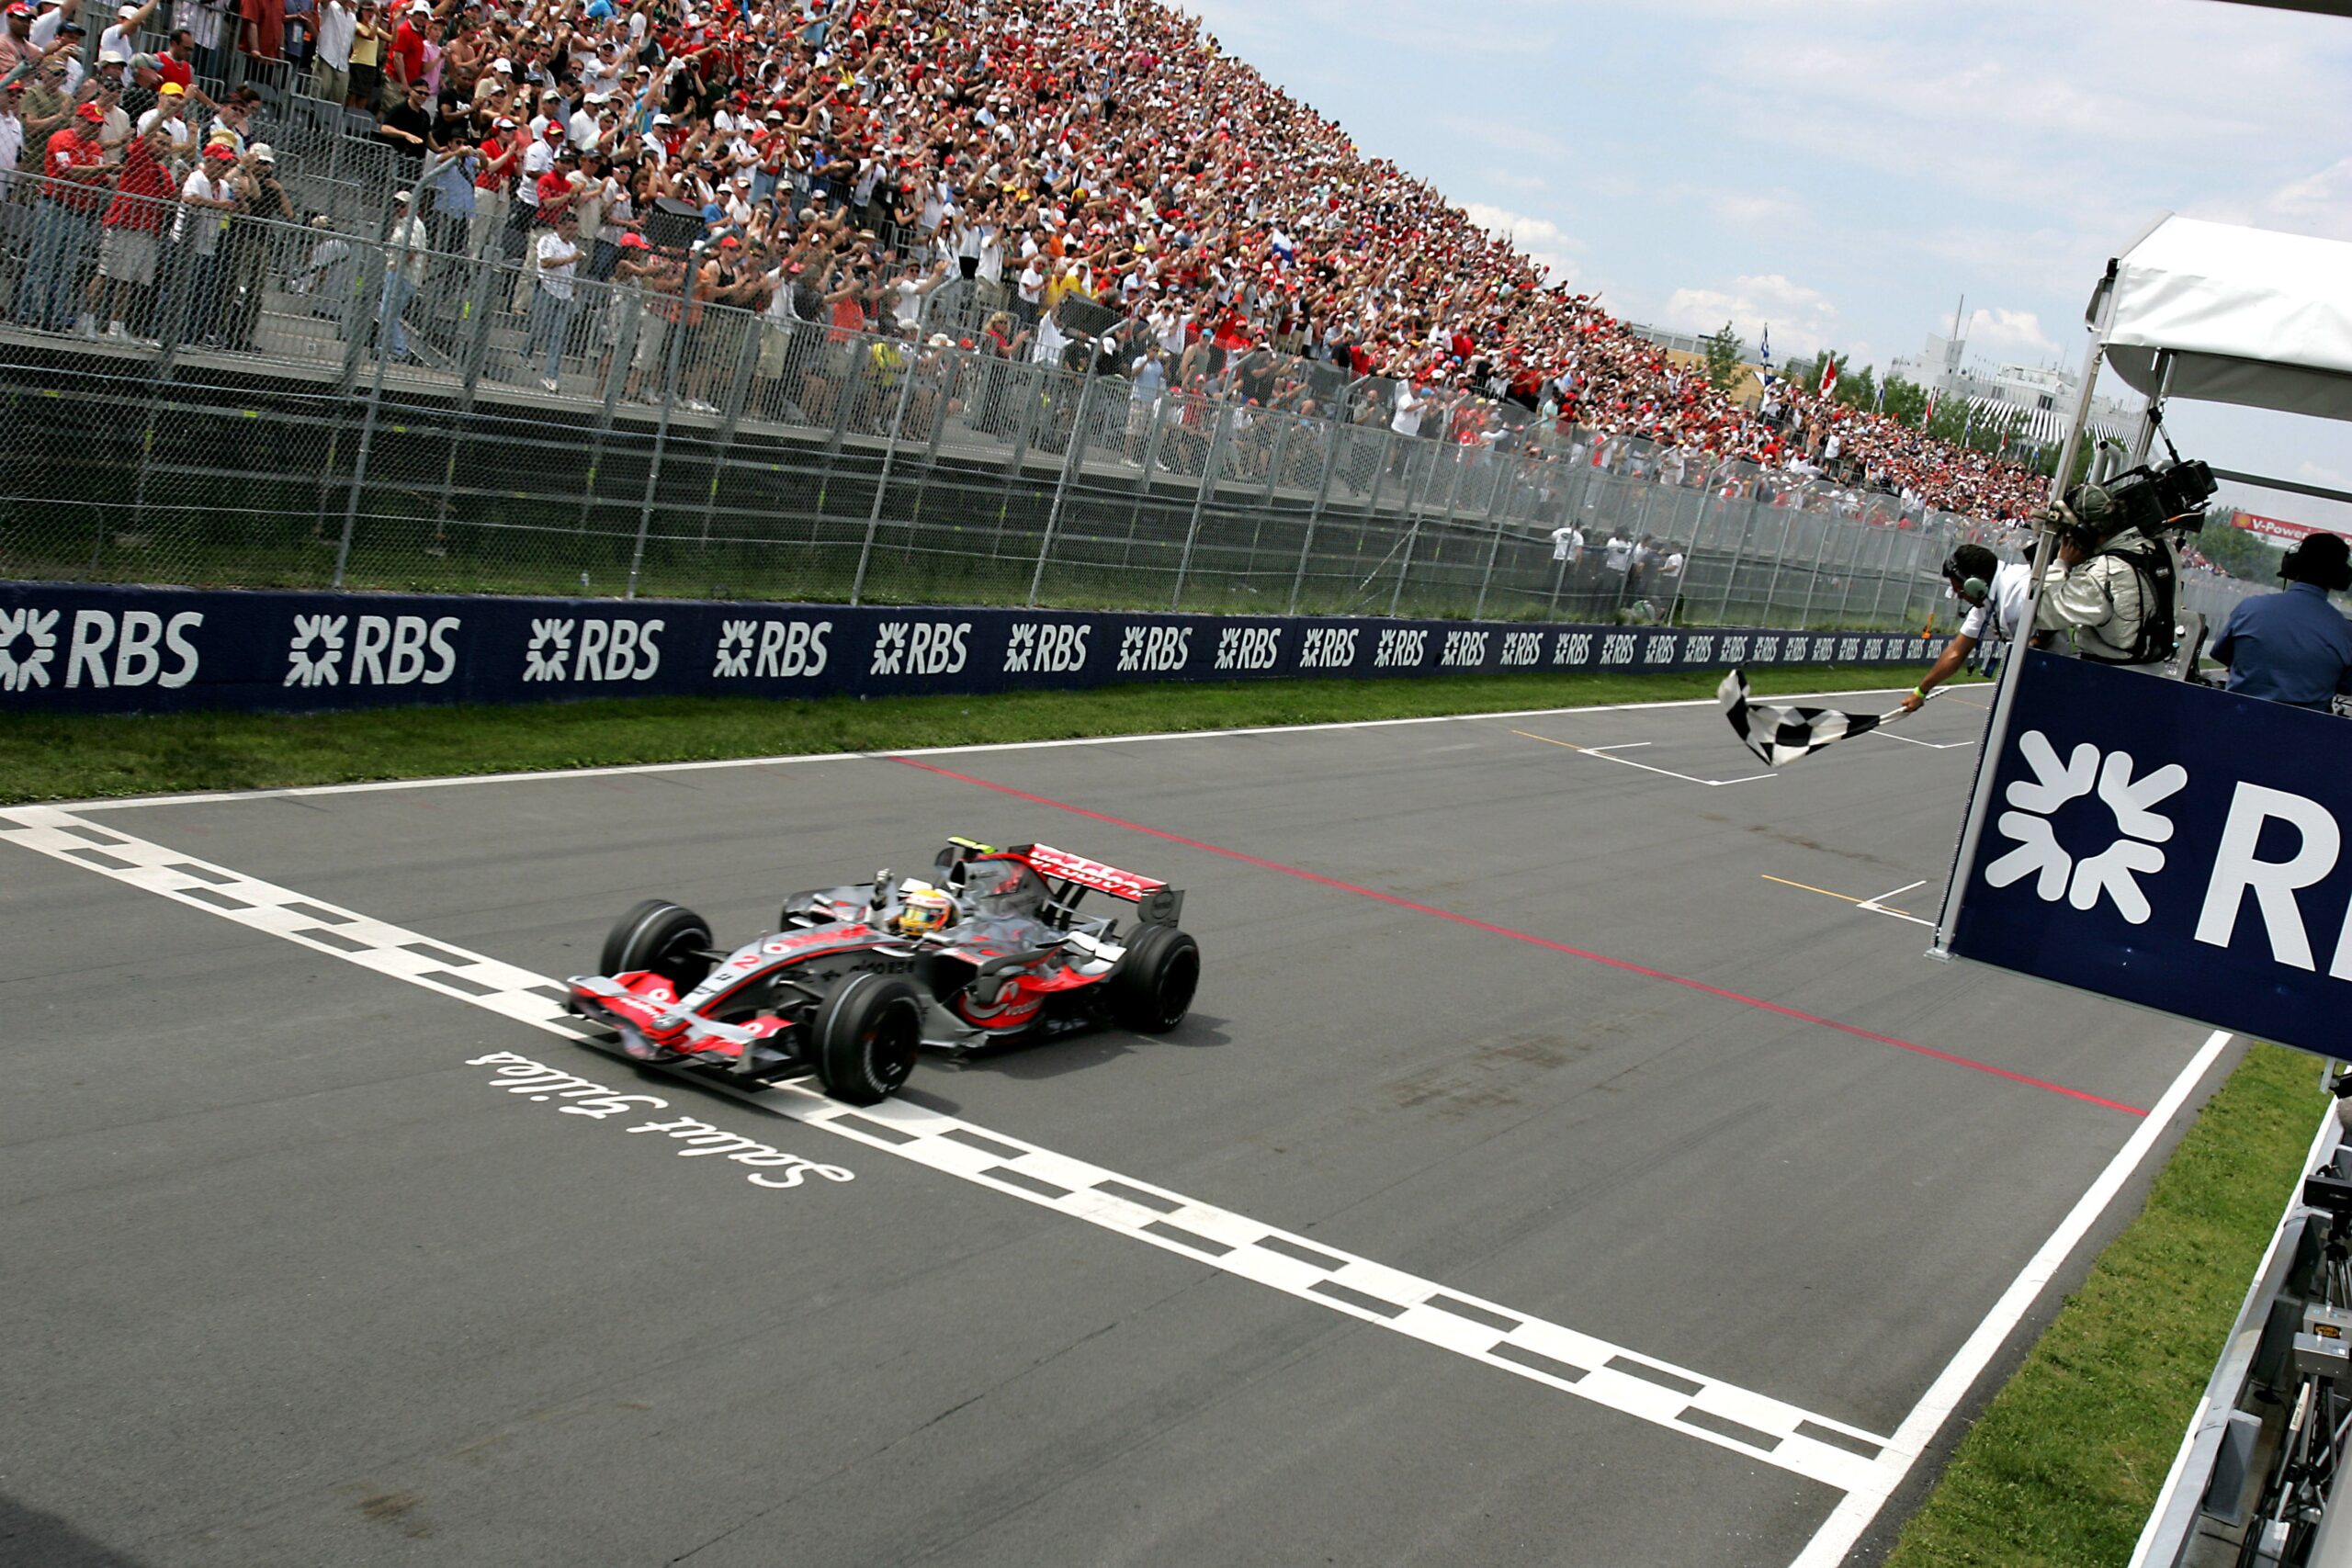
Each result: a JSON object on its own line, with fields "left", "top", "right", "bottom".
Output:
{"left": 76, "top": 100, "right": 105, "bottom": 121}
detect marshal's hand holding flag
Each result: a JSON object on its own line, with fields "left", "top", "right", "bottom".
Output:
{"left": 1717, "top": 668, "right": 1923, "bottom": 766}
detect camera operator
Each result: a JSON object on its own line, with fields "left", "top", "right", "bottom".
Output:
{"left": 1901, "top": 543, "right": 2030, "bottom": 712}
{"left": 2209, "top": 531, "right": 2352, "bottom": 711}
{"left": 2031, "top": 483, "right": 2178, "bottom": 670}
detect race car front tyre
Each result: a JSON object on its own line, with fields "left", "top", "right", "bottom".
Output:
{"left": 1107, "top": 926, "right": 1199, "bottom": 1033}
{"left": 600, "top": 899, "right": 716, "bottom": 997}
{"left": 811, "top": 973, "right": 923, "bottom": 1104}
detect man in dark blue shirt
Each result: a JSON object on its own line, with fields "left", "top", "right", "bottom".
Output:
{"left": 2210, "top": 531, "right": 2352, "bottom": 711}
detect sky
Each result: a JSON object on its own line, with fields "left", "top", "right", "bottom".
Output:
{"left": 1167, "top": 0, "right": 2352, "bottom": 532}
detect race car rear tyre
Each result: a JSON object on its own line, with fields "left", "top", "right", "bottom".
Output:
{"left": 811, "top": 973, "right": 923, "bottom": 1105}
{"left": 1107, "top": 926, "right": 1199, "bottom": 1033}
{"left": 600, "top": 899, "right": 716, "bottom": 997}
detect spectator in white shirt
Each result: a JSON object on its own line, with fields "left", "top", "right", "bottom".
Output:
{"left": 526, "top": 208, "right": 579, "bottom": 389}
{"left": 310, "top": 0, "right": 353, "bottom": 104}
{"left": 0, "top": 82, "right": 23, "bottom": 195}
{"left": 98, "top": 0, "right": 157, "bottom": 62}
{"left": 378, "top": 186, "right": 426, "bottom": 357}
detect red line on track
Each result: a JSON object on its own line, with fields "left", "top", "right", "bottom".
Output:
{"left": 887, "top": 753, "right": 2148, "bottom": 1118}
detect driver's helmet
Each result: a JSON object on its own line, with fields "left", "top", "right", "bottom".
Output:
{"left": 893, "top": 881, "right": 958, "bottom": 937}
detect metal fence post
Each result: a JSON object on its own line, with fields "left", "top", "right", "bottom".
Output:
{"left": 850, "top": 347, "right": 923, "bottom": 606}
{"left": 625, "top": 249, "right": 696, "bottom": 601}
{"left": 1715, "top": 497, "right": 1759, "bottom": 626}
{"left": 1794, "top": 512, "right": 1838, "bottom": 629}
{"left": 1387, "top": 442, "right": 1443, "bottom": 616}
{"left": 694, "top": 305, "right": 765, "bottom": 549}
{"left": 329, "top": 223, "right": 393, "bottom": 588}
{"left": 1473, "top": 475, "right": 1513, "bottom": 620}
{"left": 331, "top": 161, "right": 443, "bottom": 590}
{"left": 1169, "top": 402, "right": 1230, "bottom": 611}
{"left": 576, "top": 276, "right": 639, "bottom": 535}
{"left": 1027, "top": 376, "right": 1098, "bottom": 607}
{"left": 1285, "top": 415, "right": 1342, "bottom": 614}
{"left": 1758, "top": 508, "right": 1799, "bottom": 627}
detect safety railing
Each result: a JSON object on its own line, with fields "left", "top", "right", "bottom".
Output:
{"left": 0, "top": 175, "right": 1965, "bottom": 629}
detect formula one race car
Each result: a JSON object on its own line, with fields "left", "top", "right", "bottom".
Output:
{"left": 564, "top": 838, "right": 1199, "bottom": 1104}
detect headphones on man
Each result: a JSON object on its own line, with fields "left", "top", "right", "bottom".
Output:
{"left": 1941, "top": 554, "right": 1989, "bottom": 606}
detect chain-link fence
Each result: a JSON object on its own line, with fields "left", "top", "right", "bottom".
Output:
{"left": 0, "top": 175, "right": 1989, "bottom": 631}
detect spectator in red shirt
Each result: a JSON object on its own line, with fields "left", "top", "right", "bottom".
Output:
{"left": 156, "top": 28, "right": 208, "bottom": 107}
{"left": 381, "top": 0, "right": 427, "bottom": 109}
{"left": 17, "top": 100, "right": 111, "bottom": 332}
{"left": 468, "top": 115, "right": 516, "bottom": 257}
{"left": 84, "top": 118, "right": 172, "bottom": 338}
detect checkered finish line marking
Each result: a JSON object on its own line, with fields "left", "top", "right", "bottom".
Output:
{"left": 1, "top": 805, "right": 1887, "bottom": 1493}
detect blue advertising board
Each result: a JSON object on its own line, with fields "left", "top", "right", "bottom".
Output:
{"left": 0, "top": 582, "right": 1933, "bottom": 716}
{"left": 1946, "top": 650, "right": 2352, "bottom": 1058}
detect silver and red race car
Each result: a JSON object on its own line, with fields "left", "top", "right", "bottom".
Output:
{"left": 564, "top": 838, "right": 1200, "bottom": 1103}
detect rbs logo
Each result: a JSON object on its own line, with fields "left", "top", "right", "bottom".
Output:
{"left": 1116, "top": 625, "right": 1192, "bottom": 673}
{"left": 1214, "top": 626, "right": 1282, "bottom": 671}
{"left": 1003, "top": 622, "right": 1090, "bottom": 674}
{"left": 1987, "top": 729, "right": 2352, "bottom": 976}
{"left": 871, "top": 621, "right": 969, "bottom": 677}
{"left": 522, "top": 617, "right": 664, "bottom": 682}
{"left": 1297, "top": 626, "right": 1357, "bottom": 671}
{"left": 0, "top": 606, "right": 204, "bottom": 692}
{"left": 287, "top": 614, "right": 459, "bottom": 688}
{"left": 715, "top": 619, "right": 830, "bottom": 680}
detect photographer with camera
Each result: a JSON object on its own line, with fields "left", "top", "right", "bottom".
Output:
{"left": 2208, "top": 531, "right": 2352, "bottom": 711}
{"left": 1901, "top": 543, "right": 2032, "bottom": 712}
{"left": 2031, "top": 478, "right": 2186, "bottom": 670}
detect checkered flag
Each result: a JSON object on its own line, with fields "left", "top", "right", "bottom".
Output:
{"left": 1717, "top": 669, "right": 1908, "bottom": 767}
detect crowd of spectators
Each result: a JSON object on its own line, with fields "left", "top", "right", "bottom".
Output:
{"left": 0, "top": 0, "right": 2057, "bottom": 525}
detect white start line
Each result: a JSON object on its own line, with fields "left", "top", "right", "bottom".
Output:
{"left": 2, "top": 801, "right": 1887, "bottom": 1495}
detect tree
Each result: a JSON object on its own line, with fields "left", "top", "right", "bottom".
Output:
{"left": 1832, "top": 363, "right": 1877, "bottom": 412}
{"left": 1881, "top": 375, "right": 1929, "bottom": 428}
{"left": 2191, "top": 512, "right": 2285, "bottom": 579}
{"left": 1701, "top": 321, "right": 1745, "bottom": 393}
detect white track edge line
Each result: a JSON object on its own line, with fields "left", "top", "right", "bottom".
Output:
{"left": 2, "top": 804, "right": 1889, "bottom": 1491}
{"left": 53, "top": 685, "right": 1931, "bottom": 813}
{"left": 1784, "top": 1026, "right": 2237, "bottom": 1567}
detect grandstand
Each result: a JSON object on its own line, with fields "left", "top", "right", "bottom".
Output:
{"left": 3, "top": 0, "right": 2063, "bottom": 534}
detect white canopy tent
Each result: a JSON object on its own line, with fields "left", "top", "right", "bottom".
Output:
{"left": 2094, "top": 214, "right": 2352, "bottom": 425}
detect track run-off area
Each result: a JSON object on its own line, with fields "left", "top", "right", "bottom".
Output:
{"left": 0, "top": 687, "right": 2232, "bottom": 1568}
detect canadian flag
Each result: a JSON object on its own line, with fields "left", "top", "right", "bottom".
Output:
{"left": 1818, "top": 354, "right": 1839, "bottom": 398}
{"left": 1922, "top": 389, "right": 1937, "bottom": 426}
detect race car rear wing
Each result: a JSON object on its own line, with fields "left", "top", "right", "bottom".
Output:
{"left": 1018, "top": 842, "right": 1183, "bottom": 927}
{"left": 934, "top": 837, "right": 1184, "bottom": 926}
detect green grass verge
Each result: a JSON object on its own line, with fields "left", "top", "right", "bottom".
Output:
{"left": 1885, "top": 1040, "right": 2326, "bottom": 1567}
{"left": 0, "top": 663, "right": 1932, "bottom": 805}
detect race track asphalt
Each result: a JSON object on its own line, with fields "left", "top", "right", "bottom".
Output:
{"left": 0, "top": 685, "right": 2232, "bottom": 1568}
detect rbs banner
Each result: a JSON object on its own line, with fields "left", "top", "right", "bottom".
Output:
{"left": 1946, "top": 651, "right": 2352, "bottom": 1058}
{"left": 0, "top": 581, "right": 1934, "bottom": 716}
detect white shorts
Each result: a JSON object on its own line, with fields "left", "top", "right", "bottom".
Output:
{"left": 98, "top": 227, "right": 157, "bottom": 287}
